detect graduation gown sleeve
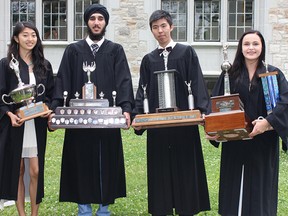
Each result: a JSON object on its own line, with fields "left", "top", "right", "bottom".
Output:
{"left": 265, "top": 66, "right": 288, "bottom": 142}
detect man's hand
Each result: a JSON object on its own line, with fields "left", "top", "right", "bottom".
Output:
{"left": 123, "top": 112, "right": 131, "bottom": 129}
{"left": 47, "top": 113, "right": 56, "bottom": 131}
{"left": 131, "top": 118, "right": 142, "bottom": 131}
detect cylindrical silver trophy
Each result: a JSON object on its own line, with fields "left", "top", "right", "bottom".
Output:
{"left": 154, "top": 69, "right": 177, "bottom": 112}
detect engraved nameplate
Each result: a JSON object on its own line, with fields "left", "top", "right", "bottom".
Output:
{"left": 133, "top": 110, "right": 203, "bottom": 129}
{"left": 69, "top": 99, "right": 109, "bottom": 107}
{"left": 84, "top": 83, "right": 95, "bottom": 99}
{"left": 211, "top": 93, "right": 243, "bottom": 113}
{"left": 17, "top": 102, "right": 51, "bottom": 123}
{"left": 20, "top": 102, "right": 45, "bottom": 116}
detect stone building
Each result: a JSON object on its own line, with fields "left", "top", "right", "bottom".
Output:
{"left": 0, "top": 0, "right": 287, "bottom": 91}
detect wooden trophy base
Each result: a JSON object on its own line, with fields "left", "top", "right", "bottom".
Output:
{"left": 132, "top": 110, "right": 204, "bottom": 129}
{"left": 17, "top": 102, "right": 52, "bottom": 123}
{"left": 205, "top": 110, "right": 252, "bottom": 142}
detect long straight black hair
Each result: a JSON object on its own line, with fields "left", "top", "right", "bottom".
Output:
{"left": 229, "top": 30, "right": 266, "bottom": 79}
{"left": 228, "top": 30, "right": 266, "bottom": 93}
{"left": 7, "top": 21, "right": 47, "bottom": 78}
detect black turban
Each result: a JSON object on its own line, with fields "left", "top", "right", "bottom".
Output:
{"left": 84, "top": 4, "right": 109, "bottom": 26}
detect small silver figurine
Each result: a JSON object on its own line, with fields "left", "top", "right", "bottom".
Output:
{"left": 83, "top": 61, "right": 96, "bottom": 83}
{"left": 9, "top": 54, "right": 24, "bottom": 87}
{"left": 99, "top": 91, "right": 105, "bottom": 99}
{"left": 185, "top": 80, "right": 194, "bottom": 110}
{"left": 63, "top": 91, "right": 68, "bottom": 107}
{"left": 112, "top": 91, "right": 117, "bottom": 107}
{"left": 74, "top": 91, "right": 80, "bottom": 99}
{"left": 142, "top": 84, "right": 149, "bottom": 114}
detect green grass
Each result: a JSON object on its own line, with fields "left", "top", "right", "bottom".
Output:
{"left": 1, "top": 127, "right": 288, "bottom": 215}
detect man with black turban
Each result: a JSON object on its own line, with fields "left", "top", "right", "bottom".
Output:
{"left": 50, "top": 3, "right": 134, "bottom": 216}
{"left": 84, "top": 3, "right": 110, "bottom": 41}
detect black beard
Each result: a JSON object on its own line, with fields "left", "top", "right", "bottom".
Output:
{"left": 87, "top": 26, "right": 106, "bottom": 41}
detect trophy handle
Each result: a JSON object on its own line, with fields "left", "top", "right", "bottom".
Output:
{"left": 36, "top": 84, "right": 45, "bottom": 96}
{"left": 1, "top": 94, "right": 15, "bottom": 105}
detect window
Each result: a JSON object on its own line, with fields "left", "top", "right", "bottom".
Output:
{"left": 10, "top": 0, "right": 101, "bottom": 41}
{"left": 161, "top": 0, "right": 187, "bottom": 42}
{"left": 43, "top": 0, "right": 67, "bottom": 41}
{"left": 194, "top": 0, "right": 221, "bottom": 41}
{"left": 228, "top": 0, "right": 254, "bottom": 41}
{"left": 193, "top": 0, "right": 254, "bottom": 42}
{"left": 75, "top": 0, "right": 99, "bottom": 40}
{"left": 10, "top": 0, "right": 36, "bottom": 33}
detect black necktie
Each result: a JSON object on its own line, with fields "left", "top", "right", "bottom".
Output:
{"left": 158, "top": 46, "right": 173, "bottom": 54}
{"left": 91, "top": 43, "right": 99, "bottom": 56}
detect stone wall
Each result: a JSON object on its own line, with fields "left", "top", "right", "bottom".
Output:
{"left": 111, "top": 0, "right": 148, "bottom": 89}
{"left": 269, "top": 0, "right": 288, "bottom": 77}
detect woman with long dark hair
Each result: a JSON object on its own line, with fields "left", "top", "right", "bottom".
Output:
{"left": 0, "top": 21, "right": 54, "bottom": 216}
{"left": 208, "top": 30, "right": 288, "bottom": 215}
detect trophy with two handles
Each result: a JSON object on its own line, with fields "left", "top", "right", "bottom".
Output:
{"left": 2, "top": 54, "right": 51, "bottom": 122}
{"left": 50, "top": 61, "right": 127, "bottom": 129}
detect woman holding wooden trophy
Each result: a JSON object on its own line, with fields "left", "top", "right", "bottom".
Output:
{"left": 0, "top": 21, "right": 54, "bottom": 216}
{"left": 207, "top": 30, "right": 288, "bottom": 215}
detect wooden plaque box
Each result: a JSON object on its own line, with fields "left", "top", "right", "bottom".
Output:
{"left": 205, "top": 110, "right": 252, "bottom": 142}
{"left": 132, "top": 110, "right": 204, "bottom": 129}
{"left": 211, "top": 93, "right": 243, "bottom": 113}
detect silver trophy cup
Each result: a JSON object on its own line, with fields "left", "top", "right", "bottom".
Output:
{"left": 2, "top": 54, "right": 45, "bottom": 105}
{"left": 1, "top": 54, "right": 50, "bottom": 122}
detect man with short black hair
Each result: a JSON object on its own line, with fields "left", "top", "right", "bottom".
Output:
{"left": 133, "top": 10, "right": 211, "bottom": 216}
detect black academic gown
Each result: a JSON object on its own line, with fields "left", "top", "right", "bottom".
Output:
{"left": 211, "top": 65, "right": 288, "bottom": 216}
{"left": 51, "top": 39, "right": 134, "bottom": 205}
{"left": 0, "top": 58, "right": 54, "bottom": 204}
{"left": 134, "top": 43, "right": 211, "bottom": 215}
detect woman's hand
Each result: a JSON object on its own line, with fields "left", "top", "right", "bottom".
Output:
{"left": 7, "top": 111, "right": 24, "bottom": 127}
{"left": 205, "top": 133, "right": 220, "bottom": 141}
{"left": 41, "top": 111, "right": 51, "bottom": 118}
{"left": 249, "top": 117, "right": 272, "bottom": 138}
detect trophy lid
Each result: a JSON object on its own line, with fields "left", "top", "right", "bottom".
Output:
{"left": 154, "top": 69, "right": 177, "bottom": 75}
